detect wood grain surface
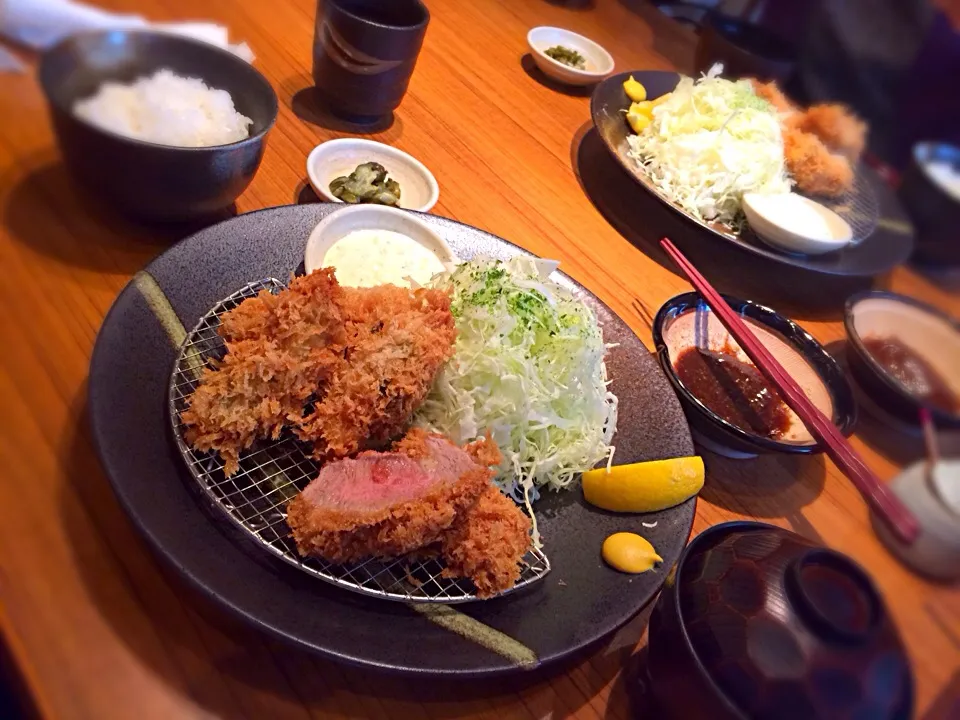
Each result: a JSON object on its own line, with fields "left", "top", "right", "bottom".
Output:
{"left": 0, "top": 1, "right": 958, "bottom": 718}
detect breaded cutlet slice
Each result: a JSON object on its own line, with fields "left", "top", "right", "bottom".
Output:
{"left": 285, "top": 429, "right": 491, "bottom": 563}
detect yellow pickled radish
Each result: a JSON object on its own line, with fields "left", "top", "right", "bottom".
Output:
{"left": 582, "top": 456, "right": 704, "bottom": 513}
{"left": 626, "top": 110, "right": 651, "bottom": 134}
{"left": 623, "top": 75, "right": 647, "bottom": 102}
{"left": 602, "top": 533, "right": 662, "bottom": 574}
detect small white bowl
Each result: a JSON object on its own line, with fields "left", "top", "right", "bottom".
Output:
{"left": 526, "top": 27, "right": 614, "bottom": 86}
{"left": 872, "top": 459, "right": 960, "bottom": 581}
{"left": 743, "top": 192, "right": 852, "bottom": 255}
{"left": 304, "top": 204, "right": 456, "bottom": 277}
{"left": 306, "top": 138, "right": 440, "bottom": 212}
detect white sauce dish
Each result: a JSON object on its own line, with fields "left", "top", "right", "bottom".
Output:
{"left": 526, "top": 27, "right": 614, "bottom": 86}
{"left": 305, "top": 205, "right": 457, "bottom": 287}
{"left": 743, "top": 191, "right": 852, "bottom": 255}
{"left": 306, "top": 138, "right": 440, "bottom": 213}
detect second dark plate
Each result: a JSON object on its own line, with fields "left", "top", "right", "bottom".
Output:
{"left": 590, "top": 70, "right": 915, "bottom": 277}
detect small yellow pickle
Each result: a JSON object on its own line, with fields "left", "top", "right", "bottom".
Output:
{"left": 602, "top": 532, "right": 663, "bottom": 574}
{"left": 623, "top": 75, "right": 647, "bottom": 102}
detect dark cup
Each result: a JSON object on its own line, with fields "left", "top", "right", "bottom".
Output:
{"left": 312, "top": 0, "right": 429, "bottom": 121}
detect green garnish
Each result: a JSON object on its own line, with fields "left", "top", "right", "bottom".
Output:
{"left": 329, "top": 162, "right": 401, "bottom": 206}
{"left": 545, "top": 45, "right": 586, "bottom": 70}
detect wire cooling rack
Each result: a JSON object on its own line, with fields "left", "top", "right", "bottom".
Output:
{"left": 168, "top": 278, "right": 550, "bottom": 604}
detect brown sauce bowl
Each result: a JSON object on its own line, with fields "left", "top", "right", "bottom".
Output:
{"left": 844, "top": 291, "right": 960, "bottom": 429}
{"left": 653, "top": 293, "right": 856, "bottom": 458}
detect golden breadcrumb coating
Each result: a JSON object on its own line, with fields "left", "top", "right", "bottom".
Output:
{"left": 783, "top": 127, "right": 855, "bottom": 197}
{"left": 441, "top": 484, "right": 533, "bottom": 598}
{"left": 182, "top": 269, "right": 345, "bottom": 476}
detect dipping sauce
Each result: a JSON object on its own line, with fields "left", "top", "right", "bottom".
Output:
{"left": 324, "top": 229, "right": 446, "bottom": 287}
{"left": 862, "top": 335, "right": 960, "bottom": 413}
{"left": 675, "top": 346, "right": 792, "bottom": 438}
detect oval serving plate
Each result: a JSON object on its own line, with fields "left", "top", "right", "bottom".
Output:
{"left": 590, "top": 70, "right": 914, "bottom": 277}
{"left": 88, "top": 204, "right": 696, "bottom": 676}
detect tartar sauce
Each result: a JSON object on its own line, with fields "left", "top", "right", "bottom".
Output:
{"left": 324, "top": 229, "right": 446, "bottom": 287}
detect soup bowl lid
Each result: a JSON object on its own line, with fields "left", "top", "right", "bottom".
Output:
{"left": 674, "top": 522, "right": 913, "bottom": 719}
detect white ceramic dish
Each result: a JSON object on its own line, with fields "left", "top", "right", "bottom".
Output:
{"left": 306, "top": 138, "right": 440, "bottom": 212}
{"left": 526, "top": 27, "right": 614, "bottom": 86}
{"left": 872, "top": 459, "right": 960, "bottom": 581}
{"left": 304, "top": 204, "right": 457, "bottom": 278}
{"left": 743, "top": 192, "right": 852, "bottom": 255}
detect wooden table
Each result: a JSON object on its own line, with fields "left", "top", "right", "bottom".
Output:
{"left": 0, "top": 1, "right": 957, "bottom": 717}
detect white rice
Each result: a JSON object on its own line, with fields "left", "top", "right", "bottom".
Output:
{"left": 73, "top": 69, "right": 253, "bottom": 148}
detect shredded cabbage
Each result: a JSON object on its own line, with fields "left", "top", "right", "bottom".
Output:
{"left": 627, "top": 65, "right": 790, "bottom": 225}
{"left": 416, "top": 256, "right": 618, "bottom": 541}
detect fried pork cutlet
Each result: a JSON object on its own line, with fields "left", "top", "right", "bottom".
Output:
{"left": 295, "top": 285, "right": 457, "bottom": 461}
{"left": 286, "top": 429, "right": 494, "bottom": 562}
{"left": 182, "top": 271, "right": 456, "bottom": 475}
{"left": 287, "top": 428, "right": 533, "bottom": 597}
{"left": 790, "top": 103, "right": 867, "bottom": 163}
{"left": 783, "top": 127, "right": 854, "bottom": 198}
{"left": 440, "top": 484, "right": 533, "bottom": 598}
{"left": 182, "top": 269, "right": 346, "bottom": 476}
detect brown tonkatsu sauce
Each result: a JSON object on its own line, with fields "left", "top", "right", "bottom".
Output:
{"left": 862, "top": 336, "right": 959, "bottom": 413}
{"left": 675, "top": 346, "right": 792, "bottom": 438}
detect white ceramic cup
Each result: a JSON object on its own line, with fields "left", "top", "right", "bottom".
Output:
{"left": 872, "top": 459, "right": 960, "bottom": 581}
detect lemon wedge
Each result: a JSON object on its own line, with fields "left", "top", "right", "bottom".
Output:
{"left": 626, "top": 110, "right": 651, "bottom": 134}
{"left": 582, "top": 456, "right": 704, "bottom": 513}
{"left": 650, "top": 92, "right": 672, "bottom": 108}
{"left": 629, "top": 100, "right": 655, "bottom": 118}
{"left": 623, "top": 75, "right": 647, "bottom": 102}
{"left": 602, "top": 533, "right": 662, "bottom": 574}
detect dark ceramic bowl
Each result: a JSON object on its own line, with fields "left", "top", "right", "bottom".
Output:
{"left": 642, "top": 521, "right": 913, "bottom": 719}
{"left": 38, "top": 30, "right": 279, "bottom": 222}
{"left": 844, "top": 291, "right": 960, "bottom": 429}
{"left": 694, "top": 12, "right": 797, "bottom": 82}
{"left": 653, "top": 293, "right": 856, "bottom": 458}
{"left": 899, "top": 142, "right": 960, "bottom": 267}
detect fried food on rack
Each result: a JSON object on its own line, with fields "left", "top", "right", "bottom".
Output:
{"left": 287, "top": 428, "right": 530, "bottom": 597}
{"left": 745, "top": 79, "right": 866, "bottom": 196}
{"left": 182, "top": 270, "right": 457, "bottom": 475}
{"left": 789, "top": 103, "right": 867, "bottom": 162}
{"left": 783, "top": 127, "right": 854, "bottom": 198}
{"left": 440, "top": 482, "right": 533, "bottom": 598}
{"left": 294, "top": 285, "right": 457, "bottom": 461}
{"left": 181, "top": 269, "right": 346, "bottom": 476}
{"left": 748, "top": 78, "right": 798, "bottom": 115}
{"left": 286, "top": 429, "right": 495, "bottom": 563}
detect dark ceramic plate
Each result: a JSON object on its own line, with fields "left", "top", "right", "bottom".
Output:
{"left": 590, "top": 70, "right": 915, "bottom": 277}
{"left": 88, "top": 204, "right": 696, "bottom": 676}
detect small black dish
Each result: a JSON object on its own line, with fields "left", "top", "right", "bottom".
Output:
{"left": 899, "top": 142, "right": 960, "bottom": 267}
{"left": 38, "top": 30, "right": 278, "bottom": 222}
{"left": 694, "top": 12, "right": 797, "bottom": 82}
{"left": 844, "top": 290, "right": 960, "bottom": 430}
{"left": 312, "top": 0, "right": 429, "bottom": 121}
{"left": 653, "top": 293, "right": 857, "bottom": 458}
